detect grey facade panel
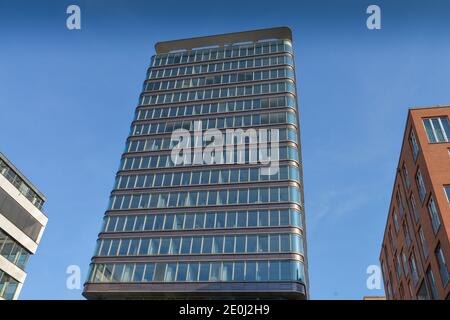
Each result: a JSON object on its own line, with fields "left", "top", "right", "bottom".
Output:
{"left": 0, "top": 187, "right": 41, "bottom": 242}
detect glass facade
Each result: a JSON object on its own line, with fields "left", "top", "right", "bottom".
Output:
{"left": 0, "top": 158, "right": 44, "bottom": 210}
{"left": 84, "top": 29, "right": 307, "bottom": 299}
{"left": 0, "top": 270, "right": 18, "bottom": 300}
{"left": 0, "top": 153, "right": 47, "bottom": 300}
{"left": 0, "top": 229, "right": 30, "bottom": 270}
{"left": 90, "top": 260, "right": 305, "bottom": 283}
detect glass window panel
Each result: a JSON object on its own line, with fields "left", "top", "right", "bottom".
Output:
{"left": 210, "top": 263, "right": 221, "bottom": 281}
{"left": 222, "top": 262, "right": 233, "bottom": 281}
{"left": 99, "top": 239, "right": 111, "bottom": 256}
{"left": 153, "top": 263, "right": 166, "bottom": 281}
{"left": 174, "top": 214, "right": 184, "bottom": 230}
{"left": 195, "top": 213, "right": 205, "bottom": 228}
{"left": 180, "top": 237, "right": 192, "bottom": 254}
{"left": 184, "top": 214, "right": 194, "bottom": 229}
{"left": 159, "top": 238, "right": 170, "bottom": 254}
{"left": 154, "top": 215, "right": 164, "bottom": 230}
{"left": 144, "top": 215, "right": 155, "bottom": 230}
{"left": 280, "top": 210, "right": 290, "bottom": 225}
{"left": 199, "top": 263, "right": 210, "bottom": 281}
{"left": 248, "top": 211, "right": 257, "bottom": 227}
{"left": 216, "top": 212, "right": 225, "bottom": 228}
{"left": 135, "top": 216, "right": 145, "bottom": 231}
{"left": 119, "top": 239, "right": 130, "bottom": 256}
{"left": 116, "top": 216, "right": 126, "bottom": 231}
{"left": 133, "top": 264, "right": 145, "bottom": 282}
{"left": 280, "top": 261, "right": 290, "bottom": 280}
{"left": 129, "top": 239, "right": 139, "bottom": 255}
{"left": 257, "top": 261, "right": 268, "bottom": 281}
{"left": 270, "top": 234, "right": 280, "bottom": 252}
{"left": 109, "top": 239, "right": 120, "bottom": 256}
{"left": 224, "top": 236, "right": 235, "bottom": 253}
{"left": 191, "top": 237, "right": 202, "bottom": 254}
{"left": 269, "top": 261, "right": 280, "bottom": 280}
{"left": 238, "top": 189, "right": 248, "bottom": 204}
{"left": 187, "top": 263, "right": 199, "bottom": 281}
{"left": 139, "top": 239, "right": 149, "bottom": 255}
{"left": 176, "top": 263, "right": 188, "bottom": 281}
{"left": 246, "top": 262, "right": 257, "bottom": 281}
{"left": 259, "top": 210, "right": 269, "bottom": 226}
{"left": 198, "top": 192, "right": 207, "bottom": 206}
{"left": 235, "top": 236, "right": 246, "bottom": 253}
{"left": 234, "top": 262, "right": 245, "bottom": 281}
{"left": 203, "top": 237, "right": 213, "bottom": 254}
{"left": 205, "top": 213, "right": 215, "bottom": 228}
{"left": 165, "top": 263, "right": 177, "bottom": 281}
{"left": 247, "top": 235, "right": 257, "bottom": 253}
{"left": 270, "top": 210, "right": 279, "bottom": 226}
{"left": 212, "top": 236, "right": 224, "bottom": 254}
{"left": 259, "top": 235, "right": 269, "bottom": 252}
{"left": 236, "top": 211, "right": 247, "bottom": 227}
{"left": 149, "top": 238, "right": 160, "bottom": 254}
{"left": 228, "top": 190, "right": 237, "bottom": 204}
{"left": 112, "top": 264, "right": 124, "bottom": 282}
{"left": 143, "top": 264, "right": 154, "bottom": 282}
{"left": 280, "top": 234, "right": 290, "bottom": 252}
{"left": 226, "top": 211, "right": 237, "bottom": 228}
{"left": 170, "top": 238, "right": 180, "bottom": 254}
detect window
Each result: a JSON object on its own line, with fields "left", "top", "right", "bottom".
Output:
{"left": 402, "top": 251, "right": 409, "bottom": 277}
{"left": 176, "top": 263, "right": 188, "bottom": 282}
{"left": 410, "top": 253, "right": 419, "bottom": 287}
{"left": 426, "top": 268, "right": 439, "bottom": 299}
{"left": 418, "top": 227, "right": 428, "bottom": 258}
{"left": 445, "top": 186, "right": 450, "bottom": 203}
{"left": 393, "top": 210, "right": 399, "bottom": 233}
{"left": 234, "top": 262, "right": 245, "bottom": 281}
{"left": 403, "top": 165, "right": 411, "bottom": 189}
{"left": 435, "top": 244, "right": 449, "bottom": 286}
{"left": 224, "top": 236, "right": 235, "bottom": 253}
{"left": 245, "top": 262, "right": 257, "bottom": 281}
{"left": 399, "top": 283, "right": 405, "bottom": 300}
{"left": 403, "top": 221, "right": 411, "bottom": 248}
{"left": 416, "top": 170, "right": 427, "bottom": 202}
{"left": 428, "top": 197, "right": 441, "bottom": 234}
{"left": 409, "top": 130, "right": 420, "bottom": 160}
{"left": 187, "top": 263, "right": 199, "bottom": 281}
{"left": 396, "top": 255, "right": 403, "bottom": 279}
{"left": 423, "top": 117, "right": 450, "bottom": 143}
{"left": 388, "top": 227, "right": 396, "bottom": 251}
{"left": 199, "top": 263, "right": 210, "bottom": 281}
{"left": 397, "top": 192, "right": 404, "bottom": 217}
{"left": 410, "top": 194, "right": 419, "bottom": 223}
{"left": 416, "top": 280, "right": 429, "bottom": 300}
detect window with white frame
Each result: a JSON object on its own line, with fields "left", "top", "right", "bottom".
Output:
{"left": 403, "top": 164, "right": 411, "bottom": 189}
{"left": 416, "top": 170, "right": 427, "bottom": 202}
{"left": 410, "top": 194, "right": 419, "bottom": 223}
{"left": 418, "top": 227, "right": 428, "bottom": 258}
{"left": 427, "top": 197, "right": 441, "bottom": 234}
{"left": 409, "top": 130, "right": 420, "bottom": 160}
{"left": 444, "top": 186, "right": 450, "bottom": 203}
{"left": 435, "top": 244, "right": 449, "bottom": 287}
{"left": 423, "top": 117, "right": 450, "bottom": 143}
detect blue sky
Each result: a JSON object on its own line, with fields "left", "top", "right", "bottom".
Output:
{"left": 1, "top": 0, "right": 450, "bottom": 299}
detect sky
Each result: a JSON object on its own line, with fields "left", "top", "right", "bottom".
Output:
{"left": 1, "top": 0, "right": 450, "bottom": 300}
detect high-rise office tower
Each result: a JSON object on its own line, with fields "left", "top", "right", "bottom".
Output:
{"left": 0, "top": 153, "right": 47, "bottom": 300}
{"left": 380, "top": 106, "right": 450, "bottom": 300}
{"left": 83, "top": 27, "right": 308, "bottom": 299}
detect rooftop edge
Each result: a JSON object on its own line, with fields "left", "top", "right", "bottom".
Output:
{"left": 0, "top": 152, "right": 46, "bottom": 202}
{"left": 155, "top": 26, "right": 293, "bottom": 55}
